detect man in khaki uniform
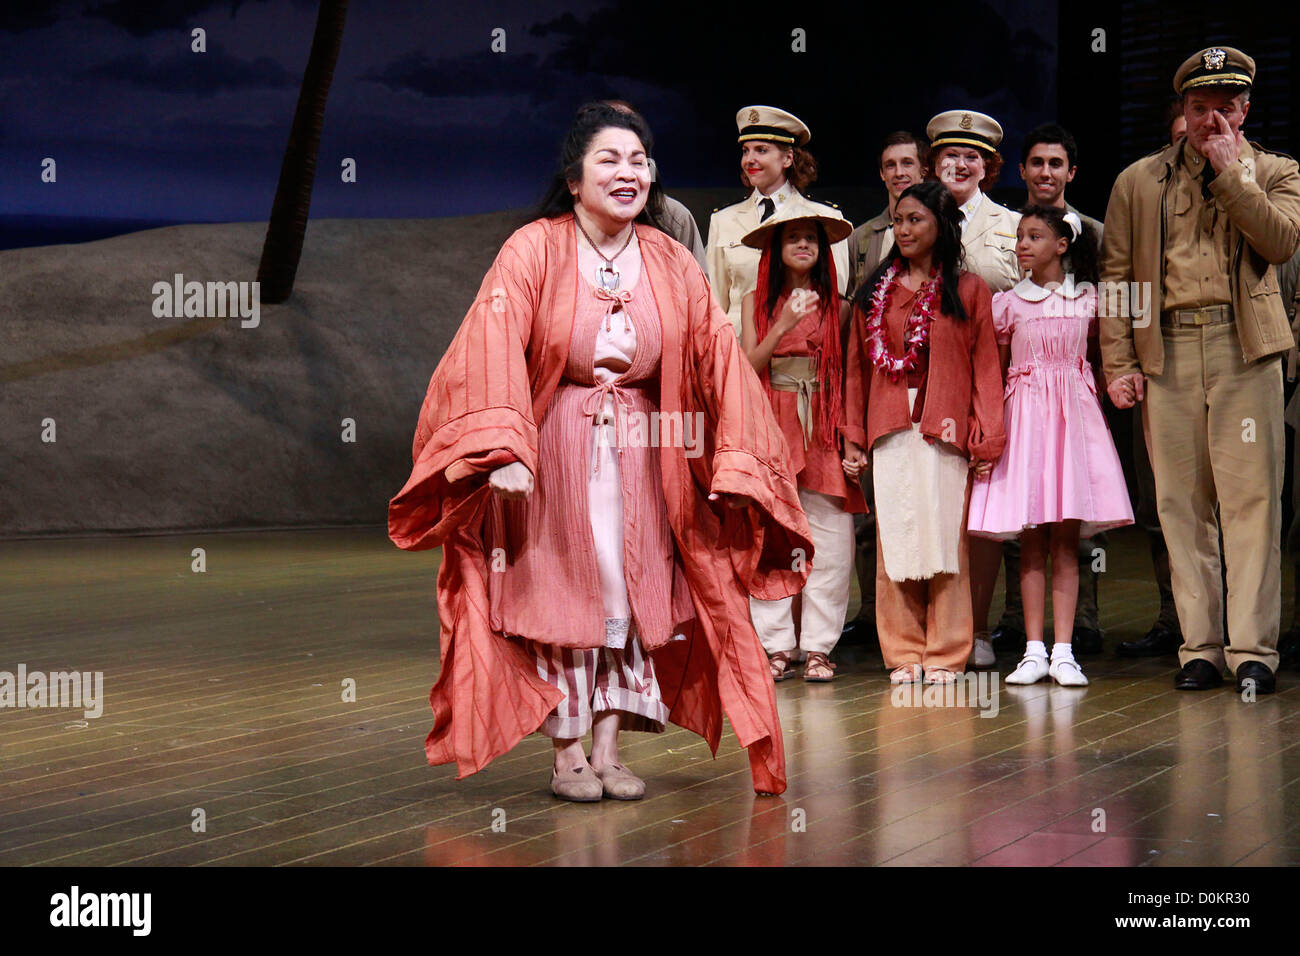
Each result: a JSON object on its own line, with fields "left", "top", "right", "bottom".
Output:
{"left": 1101, "top": 47, "right": 1300, "bottom": 694}
{"left": 706, "top": 106, "right": 850, "bottom": 338}
{"left": 845, "top": 131, "right": 929, "bottom": 296}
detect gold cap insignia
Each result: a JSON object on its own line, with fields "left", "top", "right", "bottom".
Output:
{"left": 748, "top": 108, "right": 760, "bottom": 124}
{"left": 959, "top": 113, "right": 973, "bottom": 130}
{"left": 1203, "top": 48, "right": 1226, "bottom": 70}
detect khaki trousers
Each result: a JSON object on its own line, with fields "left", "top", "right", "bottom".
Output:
{"left": 750, "top": 488, "right": 855, "bottom": 656}
{"left": 874, "top": 477, "right": 975, "bottom": 672}
{"left": 1143, "top": 323, "right": 1283, "bottom": 673}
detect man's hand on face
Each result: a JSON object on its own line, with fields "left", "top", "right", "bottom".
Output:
{"left": 1204, "top": 110, "right": 1245, "bottom": 175}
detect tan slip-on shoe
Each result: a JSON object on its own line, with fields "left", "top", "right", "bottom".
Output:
{"left": 551, "top": 765, "right": 603, "bottom": 802}
{"left": 593, "top": 763, "right": 645, "bottom": 800}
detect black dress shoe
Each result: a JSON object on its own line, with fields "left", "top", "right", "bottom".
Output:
{"left": 1174, "top": 658, "right": 1224, "bottom": 691}
{"left": 1072, "top": 626, "right": 1103, "bottom": 655}
{"left": 1234, "top": 661, "right": 1276, "bottom": 695}
{"left": 1117, "top": 625, "right": 1182, "bottom": 658}
{"left": 840, "top": 617, "right": 877, "bottom": 645}
{"left": 990, "top": 623, "right": 1026, "bottom": 653}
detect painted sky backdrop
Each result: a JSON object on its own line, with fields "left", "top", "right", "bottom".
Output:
{"left": 1, "top": 0, "right": 1056, "bottom": 244}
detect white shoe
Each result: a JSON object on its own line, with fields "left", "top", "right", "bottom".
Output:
{"left": 1005, "top": 654, "right": 1049, "bottom": 685}
{"left": 1050, "top": 658, "right": 1089, "bottom": 687}
{"left": 968, "top": 637, "right": 996, "bottom": 669}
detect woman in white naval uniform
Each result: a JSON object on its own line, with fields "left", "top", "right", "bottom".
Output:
{"left": 706, "top": 105, "right": 850, "bottom": 338}
{"left": 926, "top": 108, "right": 1023, "bottom": 670}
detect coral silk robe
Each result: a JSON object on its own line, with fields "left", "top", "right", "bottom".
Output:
{"left": 388, "top": 214, "right": 813, "bottom": 794}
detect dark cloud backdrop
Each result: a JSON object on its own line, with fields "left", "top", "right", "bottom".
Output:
{"left": 1, "top": 0, "right": 1058, "bottom": 247}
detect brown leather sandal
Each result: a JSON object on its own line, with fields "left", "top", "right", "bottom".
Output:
{"left": 803, "top": 651, "right": 836, "bottom": 682}
{"left": 769, "top": 650, "right": 798, "bottom": 682}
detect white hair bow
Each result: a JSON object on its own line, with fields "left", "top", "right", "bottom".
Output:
{"left": 1062, "top": 210, "right": 1083, "bottom": 241}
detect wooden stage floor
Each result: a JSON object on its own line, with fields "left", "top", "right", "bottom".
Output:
{"left": 2, "top": 526, "right": 1298, "bottom": 867}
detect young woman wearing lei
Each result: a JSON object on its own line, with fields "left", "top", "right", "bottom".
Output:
{"left": 841, "top": 181, "right": 1006, "bottom": 685}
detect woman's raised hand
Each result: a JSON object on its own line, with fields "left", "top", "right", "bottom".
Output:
{"left": 488, "top": 461, "right": 534, "bottom": 499}
{"left": 775, "top": 288, "right": 819, "bottom": 333}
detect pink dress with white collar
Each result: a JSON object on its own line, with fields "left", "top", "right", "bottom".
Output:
{"left": 967, "top": 278, "right": 1133, "bottom": 540}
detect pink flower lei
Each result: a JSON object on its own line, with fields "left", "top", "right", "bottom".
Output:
{"left": 864, "top": 261, "right": 941, "bottom": 381}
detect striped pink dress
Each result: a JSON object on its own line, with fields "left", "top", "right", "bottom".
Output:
{"left": 486, "top": 253, "right": 692, "bottom": 736}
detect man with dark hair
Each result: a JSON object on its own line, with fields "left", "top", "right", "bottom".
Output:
{"left": 845, "top": 131, "right": 929, "bottom": 295}
{"left": 840, "top": 131, "right": 929, "bottom": 645}
{"left": 1020, "top": 123, "right": 1104, "bottom": 241}
{"left": 1102, "top": 47, "right": 1300, "bottom": 694}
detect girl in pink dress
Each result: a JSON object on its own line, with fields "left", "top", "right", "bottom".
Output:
{"left": 967, "top": 205, "right": 1133, "bottom": 686}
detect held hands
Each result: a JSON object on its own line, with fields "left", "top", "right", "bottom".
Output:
{"left": 841, "top": 440, "right": 869, "bottom": 478}
{"left": 970, "top": 459, "right": 993, "bottom": 479}
{"left": 488, "top": 461, "right": 533, "bottom": 499}
{"left": 1106, "top": 372, "right": 1146, "bottom": 409}
{"left": 1204, "top": 111, "right": 1244, "bottom": 175}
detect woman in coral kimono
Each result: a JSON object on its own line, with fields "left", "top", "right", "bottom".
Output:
{"left": 388, "top": 103, "right": 812, "bottom": 802}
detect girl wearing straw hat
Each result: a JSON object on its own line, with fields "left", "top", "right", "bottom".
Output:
{"left": 739, "top": 201, "right": 868, "bottom": 681}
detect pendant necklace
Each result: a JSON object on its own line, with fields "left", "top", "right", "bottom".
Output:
{"left": 575, "top": 218, "right": 635, "bottom": 291}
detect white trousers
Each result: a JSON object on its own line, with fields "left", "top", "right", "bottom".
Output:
{"left": 750, "top": 487, "right": 854, "bottom": 655}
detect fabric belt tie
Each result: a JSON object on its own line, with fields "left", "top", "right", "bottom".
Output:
{"left": 769, "top": 355, "right": 819, "bottom": 448}
{"left": 581, "top": 380, "right": 634, "bottom": 474}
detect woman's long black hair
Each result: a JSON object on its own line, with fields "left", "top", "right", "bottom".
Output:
{"left": 852, "top": 180, "right": 969, "bottom": 322}
{"left": 533, "top": 102, "right": 666, "bottom": 229}
{"left": 1019, "top": 203, "right": 1100, "bottom": 286}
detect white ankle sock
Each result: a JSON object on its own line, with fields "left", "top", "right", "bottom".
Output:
{"left": 1025, "top": 640, "right": 1048, "bottom": 659}
{"left": 1051, "top": 643, "right": 1076, "bottom": 662}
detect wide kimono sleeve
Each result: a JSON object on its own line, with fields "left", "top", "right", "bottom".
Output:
{"left": 680, "top": 257, "right": 814, "bottom": 601}
{"left": 388, "top": 233, "right": 542, "bottom": 551}
{"left": 840, "top": 302, "right": 870, "bottom": 449}
{"left": 964, "top": 275, "right": 1007, "bottom": 462}
{"left": 386, "top": 226, "right": 565, "bottom": 780}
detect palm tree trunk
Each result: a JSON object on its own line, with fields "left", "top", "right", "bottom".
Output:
{"left": 256, "top": 0, "right": 349, "bottom": 304}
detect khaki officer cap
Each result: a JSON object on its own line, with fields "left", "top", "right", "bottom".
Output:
{"left": 926, "top": 109, "right": 1004, "bottom": 152}
{"left": 1173, "top": 46, "right": 1255, "bottom": 94}
{"left": 741, "top": 197, "right": 852, "bottom": 249}
{"left": 736, "top": 105, "right": 811, "bottom": 147}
